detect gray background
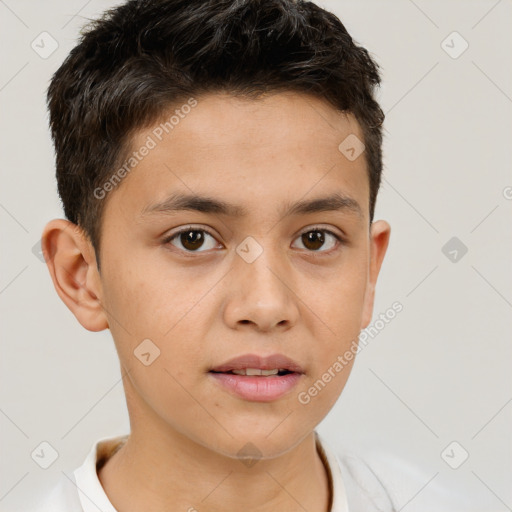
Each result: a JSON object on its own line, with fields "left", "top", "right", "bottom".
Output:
{"left": 1, "top": 0, "right": 511, "bottom": 510}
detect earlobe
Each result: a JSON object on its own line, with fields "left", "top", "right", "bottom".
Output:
{"left": 41, "top": 219, "right": 108, "bottom": 332}
{"left": 360, "top": 220, "right": 391, "bottom": 329}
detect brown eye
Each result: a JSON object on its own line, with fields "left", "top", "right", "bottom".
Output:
{"left": 180, "top": 230, "right": 205, "bottom": 251}
{"left": 165, "top": 228, "right": 219, "bottom": 253}
{"left": 293, "top": 229, "right": 342, "bottom": 253}
{"left": 301, "top": 231, "right": 325, "bottom": 251}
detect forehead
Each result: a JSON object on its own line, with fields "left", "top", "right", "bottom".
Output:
{"left": 153, "top": 90, "right": 365, "bottom": 158}
{"left": 104, "top": 91, "right": 369, "bottom": 223}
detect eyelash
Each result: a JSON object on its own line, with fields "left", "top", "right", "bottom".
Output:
{"left": 162, "top": 225, "right": 346, "bottom": 256}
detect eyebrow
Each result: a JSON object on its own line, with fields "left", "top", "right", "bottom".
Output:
{"left": 140, "top": 192, "right": 363, "bottom": 220}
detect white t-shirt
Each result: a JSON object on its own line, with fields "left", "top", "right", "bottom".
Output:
{"left": 27, "top": 431, "right": 396, "bottom": 512}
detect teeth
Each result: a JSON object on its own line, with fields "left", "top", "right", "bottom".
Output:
{"left": 232, "top": 368, "right": 280, "bottom": 376}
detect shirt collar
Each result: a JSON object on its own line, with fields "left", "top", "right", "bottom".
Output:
{"left": 74, "top": 432, "right": 349, "bottom": 512}
{"left": 315, "top": 431, "right": 350, "bottom": 512}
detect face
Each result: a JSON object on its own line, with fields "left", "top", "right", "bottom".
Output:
{"left": 45, "top": 91, "right": 390, "bottom": 460}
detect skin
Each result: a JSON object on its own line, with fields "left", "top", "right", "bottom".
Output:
{"left": 42, "top": 91, "right": 390, "bottom": 512}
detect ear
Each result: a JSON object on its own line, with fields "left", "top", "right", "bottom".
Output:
{"left": 361, "top": 220, "right": 391, "bottom": 329}
{"left": 41, "top": 219, "right": 108, "bottom": 332}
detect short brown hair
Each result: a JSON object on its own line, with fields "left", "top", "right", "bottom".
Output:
{"left": 47, "top": 0, "right": 385, "bottom": 269}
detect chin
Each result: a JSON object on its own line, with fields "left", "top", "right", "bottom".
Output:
{"left": 200, "top": 423, "right": 312, "bottom": 462}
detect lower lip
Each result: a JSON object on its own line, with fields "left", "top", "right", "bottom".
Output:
{"left": 208, "top": 372, "right": 302, "bottom": 402}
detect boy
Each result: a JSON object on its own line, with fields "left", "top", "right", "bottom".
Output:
{"left": 36, "top": 0, "right": 393, "bottom": 510}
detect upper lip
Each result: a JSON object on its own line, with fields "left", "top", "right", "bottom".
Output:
{"left": 209, "top": 353, "right": 305, "bottom": 374}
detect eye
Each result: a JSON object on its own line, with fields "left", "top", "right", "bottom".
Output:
{"left": 292, "top": 227, "right": 344, "bottom": 253}
{"left": 163, "top": 225, "right": 345, "bottom": 255}
{"left": 164, "top": 227, "right": 220, "bottom": 253}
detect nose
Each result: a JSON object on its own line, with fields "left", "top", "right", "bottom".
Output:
{"left": 222, "top": 244, "right": 300, "bottom": 333}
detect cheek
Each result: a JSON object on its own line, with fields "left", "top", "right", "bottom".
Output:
{"left": 100, "top": 254, "right": 211, "bottom": 375}
{"left": 306, "top": 261, "right": 368, "bottom": 337}
{"left": 300, "top": 260, "right": 367, "bottom": 401}
{"left": 101, "top": 251, "right": 188, "bottom": 335}
{"left": 297, "top": 279, "right": 365, "bottom": 415}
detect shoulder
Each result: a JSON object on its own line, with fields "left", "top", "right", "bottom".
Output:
{"left": 26, "top": 434, "right": 128, "bottom": 512}
{"left": 25, "top": 473, "right": 83, "bottom": 512}
{"left": 336, "top": 451, "right": 397, "bottom": 512}
{"left": 336, "top": 447, "right": 477, "bottom": 512}
{"left": 316, "top": 431, "right": 397, "bottom": 512}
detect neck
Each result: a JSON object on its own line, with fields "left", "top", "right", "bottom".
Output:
{"left": 98, "top": 425, "right": 331, "bottom": 512}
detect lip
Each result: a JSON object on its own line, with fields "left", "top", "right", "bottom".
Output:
{"left": 209, "top": 353, "right": 305, "bottom": 374}
{"left": 208, "top": 353, "right": 305, "bottom": 402}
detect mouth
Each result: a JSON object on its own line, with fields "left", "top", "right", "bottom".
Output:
{"left": 209, "top": 353, "right": 305, "bottom": 374}
{"left": 209, "top": 368, "right": 295, "bottom": 376}
{"left": 208, "top": 353, "right": 304, "bottom": 402}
